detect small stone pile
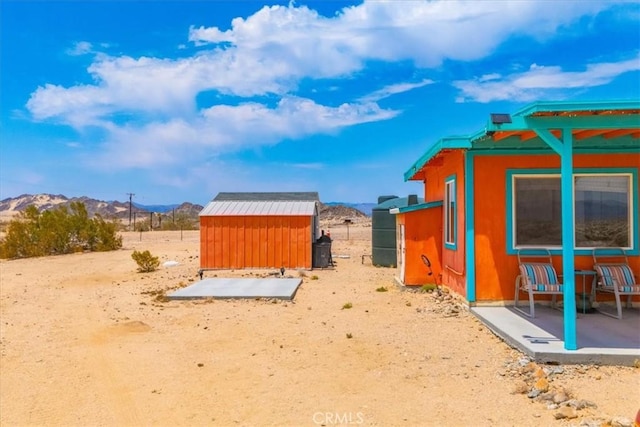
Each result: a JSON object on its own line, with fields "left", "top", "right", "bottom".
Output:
{"left": 413, "top": 287, "right": 469, "bottom": 318}
{"left": 502, "top": 356, "right": 635, "bottom": 426}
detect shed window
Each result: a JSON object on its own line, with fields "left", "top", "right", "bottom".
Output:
{"left": 512, "top": 173, "right": 633, "bottom": 249}
{"left": 444, "top": 176, "right": 456, "bottom": 248}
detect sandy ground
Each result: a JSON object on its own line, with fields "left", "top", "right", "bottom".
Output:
{"left": 1, "top": 224, "right": 638, "bottom": 427}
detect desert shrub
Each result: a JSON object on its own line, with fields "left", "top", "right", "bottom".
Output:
{"left": 342, "top": 302, "right": 353, "bottom": 310}
{"left": 0, "top": 203, "right": 122, "bottom": 259}
{"left": 131, "top": 250, "right": 160, "bottom": 272}
{"left": 159, "top": 213, "right": 198, "bottom": 231}
{"left": 420, "top": 284, "right": 437, "bottom": 293}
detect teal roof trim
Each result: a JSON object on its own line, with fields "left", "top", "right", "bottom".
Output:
{"left": 485, "top": 113, "right": 640, "bottom": 134}
{"left": 390, "top": 200, "right": 443, "bottom": 215}
{"left": 513, "top": 99, "right": 640, "bottom": 117}
{"left": 404, "top": 136, "right": 472, "bottom": 181}
{"left": 405, "top": 100, "right": 640, "bottom": 181}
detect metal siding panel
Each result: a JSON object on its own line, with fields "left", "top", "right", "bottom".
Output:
{"left": 243, "top": 217, "right": 251, "bottom": 268}
{"left": 275, "top": 216, "right": 283, "bottom": 267}
{"left": 229, "top": 217, "right": 238, "bottom": 268}
{"left": 259, "top": 216, "right": 268, "bottom": 267}
{"left": 221, "top": 217, "right": 230, "bottom": 268}
{"left": 200, "top": 217, "right": 208, "bottom": 268}
{"left": 213, "top": 217, "right": 223, "bottom": 268}
{"left": 252, "top": 217, "right": 260, "bottom": 267}
{"left": 282, "top": 217, "right": 291, "bottom": 268}
{"left": 267, "top": 217, "right": 276, "bottom": 268}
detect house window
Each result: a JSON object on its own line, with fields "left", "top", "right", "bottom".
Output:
{"left": 575, "top": 175, "right": 630, "bottom": 248}
{"left": 444, "top": 176, "right": 456, "bottom": 248}
{"left": 512, "top": 172, "right": 633, "bottom": 249}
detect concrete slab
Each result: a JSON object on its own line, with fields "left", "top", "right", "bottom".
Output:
{"left": 168, "top": 278, "right": 302, "bottom": 301}
{"left": 471, "top": 306, "right": 640, "bottom": 366}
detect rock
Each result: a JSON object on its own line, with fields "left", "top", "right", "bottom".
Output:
{"left": 567, "top": 399, "right": 597, "bottom": 410}
{"left": 553, "top": 391, "right": 569, "bottom": 404}
{"left": 527, "top": 389, "right": 540, "bottom": 399}
{"left": 579, "top": 418, "right": 603, "bottom": 427}
{"left": 544, "top": 366, "right": 564, "bottom": 376}
{"left": 518, "top": 357, "right": 532, "bottom": 366}
{"left": 610, "top": 416, "right": 633, "bottom": 427}
{"left": 521, "top": 362, "right": 538, "bottom": 375}
{"left": 554, "top": 406, "right": 578, "bottom": 420}
{"left": 534, "top": 377, "right": 550, "bottom": 393}
{"left": 511, "top": 380, "right": 529, "bottom": 394}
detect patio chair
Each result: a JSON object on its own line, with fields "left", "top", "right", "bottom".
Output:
{"left": 592, "top": 248, "right": 640, "bottom": 319}
{"left": 514, "top": 249, "right": 564, "bottom": 318}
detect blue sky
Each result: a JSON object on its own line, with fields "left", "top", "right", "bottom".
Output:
{"left": 1, "top": 1, "right": 639, "bottom": 206}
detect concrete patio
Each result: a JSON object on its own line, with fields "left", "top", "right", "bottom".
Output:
{"left": 471, "top": 305, "right": 640, "bottom": 366}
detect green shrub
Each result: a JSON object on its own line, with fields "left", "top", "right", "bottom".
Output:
{"left": 376, "top": 286, "right": 388, "bottom": 292}
{"left": 342, "top": 302, "right": 353, "bottom": 310}
{"left": 419, "top": 284, "right": 438, "bottom": 293}
{"left": 131, "top": 250, "right": 160, "bottom": 272}
{"left": 0, "top": 203, "right": 122, "bottom": 259}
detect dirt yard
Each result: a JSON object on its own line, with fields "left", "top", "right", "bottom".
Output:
{"left": 1, "top": 224, "right": 638, "bottom": 427}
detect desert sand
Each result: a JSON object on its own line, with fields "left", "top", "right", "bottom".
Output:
{"left": 1, "top": 224, "right": 638, "bottom": 427}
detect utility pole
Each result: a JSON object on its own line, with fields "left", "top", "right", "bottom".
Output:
{"left": 127, "top": 193, "right": 135, "bottom": 226}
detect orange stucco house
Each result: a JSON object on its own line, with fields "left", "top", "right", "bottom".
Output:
{"left": 394, "top": 101, "right": 639, "bottom": 320}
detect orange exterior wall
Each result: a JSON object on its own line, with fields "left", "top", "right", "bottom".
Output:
{"left": 397, "top": 150, "right": 467, "bottom": 296}
{"left": 396, "top": 206, "right": 443, "bottom": 286}
{"left": 420, "top": 150, "right": 467, "bottom": 297}
{"left": 473, "top": 152, "right": 640, "bottom": 303}
{"left": 200, "top": 215, "right": 313, "bottom": 269}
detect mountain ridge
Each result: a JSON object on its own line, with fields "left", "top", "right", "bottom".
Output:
{"left": 0, "top": 194, "right": 372, "bottom": 220}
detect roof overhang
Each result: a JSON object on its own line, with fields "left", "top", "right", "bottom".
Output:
{"left": 404, "top": 100, "right": 640, "bottom": 181}
{"left": 389, "top": 200, "right": 444, "bottom": 215}
{"left": 404, "top": 137, "right": 472, "bottom": 181}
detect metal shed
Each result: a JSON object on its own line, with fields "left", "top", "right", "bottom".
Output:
{"left": 199, "top": 192, "right": 320, "bottom": 270}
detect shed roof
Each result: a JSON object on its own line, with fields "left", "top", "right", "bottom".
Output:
{"left": 405, "top": 99, "right": 640, "bottom": 181}
{"left": 213, "top": 192, "right": 319, "bottom": 202}
{"left": 200, "top": 200, "right": 317, "bottom": 217}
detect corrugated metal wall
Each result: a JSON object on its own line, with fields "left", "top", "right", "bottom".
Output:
{"left": 200, "top": 215, "right": 313, "bottom": 269}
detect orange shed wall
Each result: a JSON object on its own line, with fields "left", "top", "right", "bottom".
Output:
{"left": 200, "top": 215, "right": 312, "bottom": 269}
{"left": 421, "top": 150, "right": 467, "bottom": 296}
{"left": 397, "top": 207, "right": 444, "bottom": 286}
{"left": 473, "top": 152, "right": 640, "bottom": 302}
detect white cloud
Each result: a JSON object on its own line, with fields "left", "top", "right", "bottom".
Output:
{"left": 87, "top": 96, "right": 398, "bottom": 170}
{"left": 67, "top": 41, "right": 93, "bottom": 56}
{"left": 25, "top": 0, "right": 630, "bottom": 171}
{"left": 189, "top": 1, "right": 613, "bottom": 67}
{"left": 453, "top": 54, "right": 640, "bottom": 102}
{"left": 359, "top": 79, "right": 434, "bottom": 103}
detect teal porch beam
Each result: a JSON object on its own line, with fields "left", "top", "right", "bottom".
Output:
{"left": 536, "top": 127, "right": 577, "bottom": 350}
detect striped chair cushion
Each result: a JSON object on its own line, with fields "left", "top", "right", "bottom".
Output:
{"left": 595, "top": 264, "right": 638, "bottom": 292}
{"left": 519, "top": 263, "right": 562, "bottom": 292}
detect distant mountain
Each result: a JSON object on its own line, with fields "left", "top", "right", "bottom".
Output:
{"left": 133, "top": 202, "right": 179, "bottom": 213}
{"left": 0, "top": 194, "right": 375, "bottom": 223}
{"left": 324, "top": 202, "right": 376, "bottom": 216}
{"left": 0, "top": 194, "right": 203, "bottom": 220}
